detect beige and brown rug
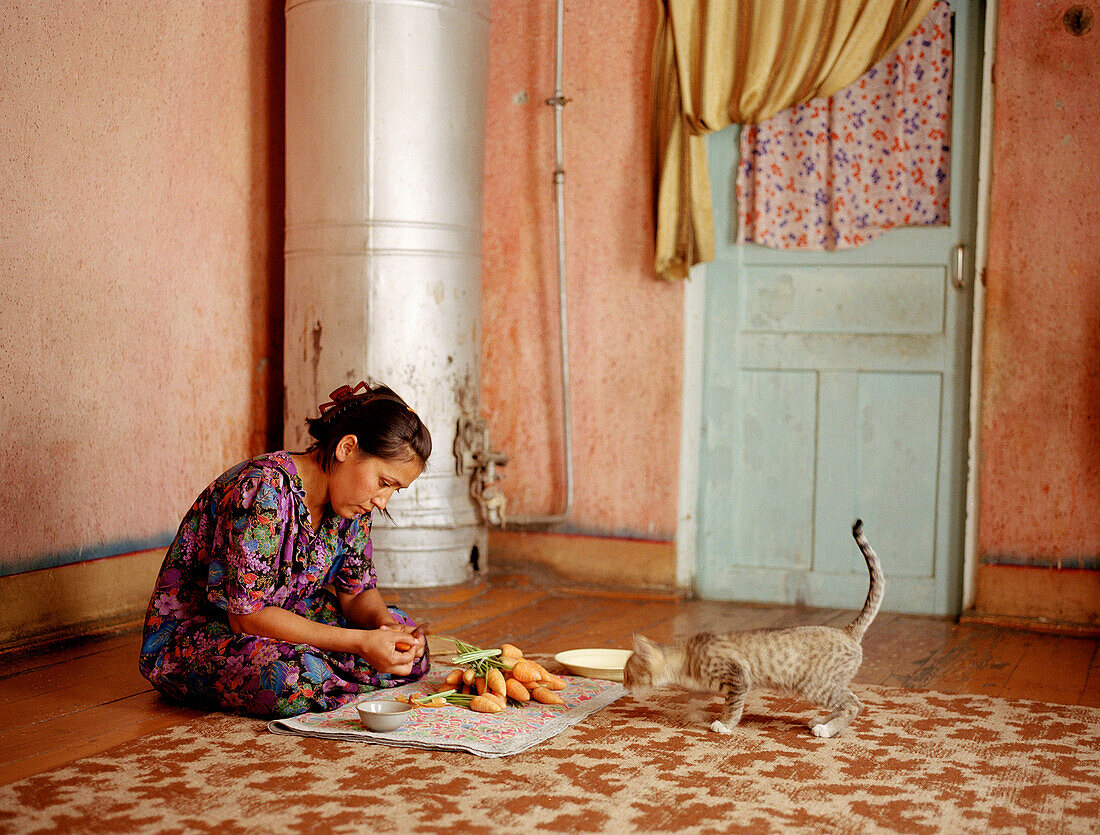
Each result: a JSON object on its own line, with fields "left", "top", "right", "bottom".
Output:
{"left": 2, "top": 685, "right": 1098, "bottom": 834}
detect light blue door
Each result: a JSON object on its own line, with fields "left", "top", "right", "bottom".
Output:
{"left": 695, "top": 1, "right": 983, "bottom": 616}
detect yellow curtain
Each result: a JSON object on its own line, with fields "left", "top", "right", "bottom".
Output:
{"left": 653, "top": 0, "right": 937, "bottom": 280}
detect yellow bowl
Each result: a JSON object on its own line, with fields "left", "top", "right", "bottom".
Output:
{"left": 554, "top": 648, "right": 633, "bottom": 682}
{"left": 356, "top": 700, "right": 415, "bottom": 732}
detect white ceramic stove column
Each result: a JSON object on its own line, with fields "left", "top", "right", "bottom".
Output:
{"left": 283, "top": 0, "right": 490, "bottom": 586}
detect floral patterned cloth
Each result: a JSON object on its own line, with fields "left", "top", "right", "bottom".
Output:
{"left": 139, "top": 451, "right": 428, "bottom": 719}
{"left": 269, "top": 666, "right": 626, "bottom": 758}
{"left": 737, "top": 1, "right": 952, "bottom": 250}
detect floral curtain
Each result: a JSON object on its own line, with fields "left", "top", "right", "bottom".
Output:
{"left": 737, "top": 1, "right": 952, "bottom": 250}
{"left": 653, "top": 0, "right": 937, "bottom": 279}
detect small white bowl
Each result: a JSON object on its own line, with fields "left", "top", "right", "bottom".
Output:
{"left": 356, "top": 700, "right": 415, "bottom": 732}
{"left": 554, "top": 648, "right": 633, "bottom": 682}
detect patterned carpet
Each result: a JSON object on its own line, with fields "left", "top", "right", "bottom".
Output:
{"left": 2, "top": 685, "right": 1098, "bottom": 834}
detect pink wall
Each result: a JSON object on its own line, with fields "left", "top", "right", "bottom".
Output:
{"left": 480, "top": 2, "right": 684, "bottom": 541}
{"left": 6, "top": 0, "right": 1094, "bottom": 613}
{"left": 0, "top": 4, "right": 283, "bottom": 573}
{"left": 980, "top": 0, "right": 1100, "bottom": 566}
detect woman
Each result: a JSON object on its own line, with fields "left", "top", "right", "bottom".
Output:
{"left": 139, "top": 381, "right": 432, "bottom": 718}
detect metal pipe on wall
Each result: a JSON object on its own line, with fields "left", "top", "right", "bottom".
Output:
{"left": 503, "top": 0, "right": 575, "bottom": 527}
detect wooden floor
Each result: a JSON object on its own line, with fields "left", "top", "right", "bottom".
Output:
{"left": 2, "top": 568, "right": 1098, "bottom": 787}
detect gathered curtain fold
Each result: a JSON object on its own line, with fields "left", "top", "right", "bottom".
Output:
{"left": 653, "top": 0, "right": 937, "bottom": 280}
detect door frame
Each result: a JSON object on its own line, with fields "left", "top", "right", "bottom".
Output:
{"left": 676, "top": 0, "right": 999, "bottom": 609}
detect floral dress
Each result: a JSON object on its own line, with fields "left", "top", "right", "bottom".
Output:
{"left": 139, "top": 451, "right": 429, "bottom": 719}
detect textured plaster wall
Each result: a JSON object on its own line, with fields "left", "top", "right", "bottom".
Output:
{"left": 480, "top": 2, "right": 684, "bottom": 541}
{"left": 15, "top": 0, "right": 1095, "bottom": 623}
{"left": 0, "top": 4, "right": 284, "bottom": 575}
{"left": 980, "top": 0, "right": 1100, "bottom": 566}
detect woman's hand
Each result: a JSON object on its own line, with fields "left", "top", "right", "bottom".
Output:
{"left": 355, "top": 628, "right": 422, "bottom": 675}
{"left": 337, "top": 587, "right": 429, "bottom": 660}
{"left": 227, "top": 607, "right": 425, "bottom": 671}
{"left": 378, "top": 620, "right": 429, "bottom": 659}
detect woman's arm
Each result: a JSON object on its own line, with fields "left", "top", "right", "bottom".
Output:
{"left": 227, "top": 605, "right": 419, "bottom": 675}
{"left": 338, "top": 587, "right": 428, "bottom": 658}
{"left": 337, "top": 587, "right": 394, "bottom": 629}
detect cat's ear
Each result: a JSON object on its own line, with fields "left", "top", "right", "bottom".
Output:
{"left": 631, "top": 633, "right": 658, "bottom": 660}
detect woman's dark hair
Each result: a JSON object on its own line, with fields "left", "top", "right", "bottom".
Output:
{"left": 304, "top": 381, "right": 432, "bottom": 473}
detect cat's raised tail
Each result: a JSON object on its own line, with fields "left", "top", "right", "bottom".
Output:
{"left": 845, "top": 520, "right": 885, "bottom": 644}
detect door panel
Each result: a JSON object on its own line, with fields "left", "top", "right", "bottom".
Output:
{"left": 738, "top": 370, "right": 818, "bottom": 570}
{"left": 854, "top": 371, "right": 942, "bottom": 579}
{"left": 742, "top": 266, "right": 946, "bottom": 335}
{"left": 695, "top": 1, "right": 981, "bottom": 615}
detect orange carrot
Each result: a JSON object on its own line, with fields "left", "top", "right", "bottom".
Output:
{"left": 487, "top": 668, "right": 507, "bottom": 700}
{"left": 500, "top": 643, "right": 524, "bottom": 659}
{"left": 530, "top": 685, "right": 566, "bottom": 706}
{"left": 537, "top": 672, "right": 567, "bottom": 691}
{"left": 462, "top": 668, "right": 476, "bottom": 686}
{"left": 505, "top": 678, "right": 531, "bottom": 702}
{"left": 475, "top": 676, "right": 487, "bottom": 696}
{"left": 469, "top": 695, "right": 505, "bottom": 714}
{"left": 530, "top": 661, "right": 566, "bottom": 688}
{"left": 511, "top": 660, "right": 541, "bottom": 683}
{"left": 444, "top": 668, "right": 464, "bottom": 687}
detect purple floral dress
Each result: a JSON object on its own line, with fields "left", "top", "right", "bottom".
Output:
{"left": 139, "top": 451, "right": 429, "bottom": 719}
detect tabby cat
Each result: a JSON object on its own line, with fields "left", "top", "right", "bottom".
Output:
{"left": 623, "top": 520, "right": 884, "bottom": 739}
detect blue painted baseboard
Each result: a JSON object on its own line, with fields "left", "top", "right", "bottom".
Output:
{"left": 0, "top": 533, "right": 175, "bottom": 578}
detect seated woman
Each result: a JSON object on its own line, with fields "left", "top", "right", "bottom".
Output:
{"left": 139, "top": 381, "right": 432, "bottom": 718}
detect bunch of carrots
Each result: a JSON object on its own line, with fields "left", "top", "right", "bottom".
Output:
{"left": 399, "top": 640, "right": 568, "bottom": 714}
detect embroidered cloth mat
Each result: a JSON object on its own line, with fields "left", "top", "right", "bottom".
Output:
{"left": 268, "top": 666, "right": 625, "bottom": 758}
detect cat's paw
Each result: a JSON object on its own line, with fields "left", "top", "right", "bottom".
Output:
{"left": 811, "top": 722, "right": 836, "bottom": 739}
{"left": 710, "top": 719, "right": 733, "bottom": 734}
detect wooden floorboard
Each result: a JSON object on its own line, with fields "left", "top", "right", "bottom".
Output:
{"left": 864, "top": 614, "right": 959, "bottom": 690}
{"left": 0, "top": 641, "right": 148, "bottom": 715}
{"left": 1081, "top": 646, "right": 1100, "bottom": 708}
{"left": 0, "top": 691, "right": 202, "bottom": 787}
{"left": 1000, "top": 634, "right": 1098, "bottom": 704}
{"left": 0, "top": 630, "right": 139, "bottom": 679}
{"left": 1, "top": 568, "right": 1096, "bottom": 788}
{"left": 528, "top": 594, "right": 683, "bottom": 650}
{"left": 923, "top": 623, "right": 1028, "bottom": 698}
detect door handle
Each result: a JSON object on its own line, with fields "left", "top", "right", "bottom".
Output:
{"left": 951, "top": 243, "right": 966, "bottom": 290}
